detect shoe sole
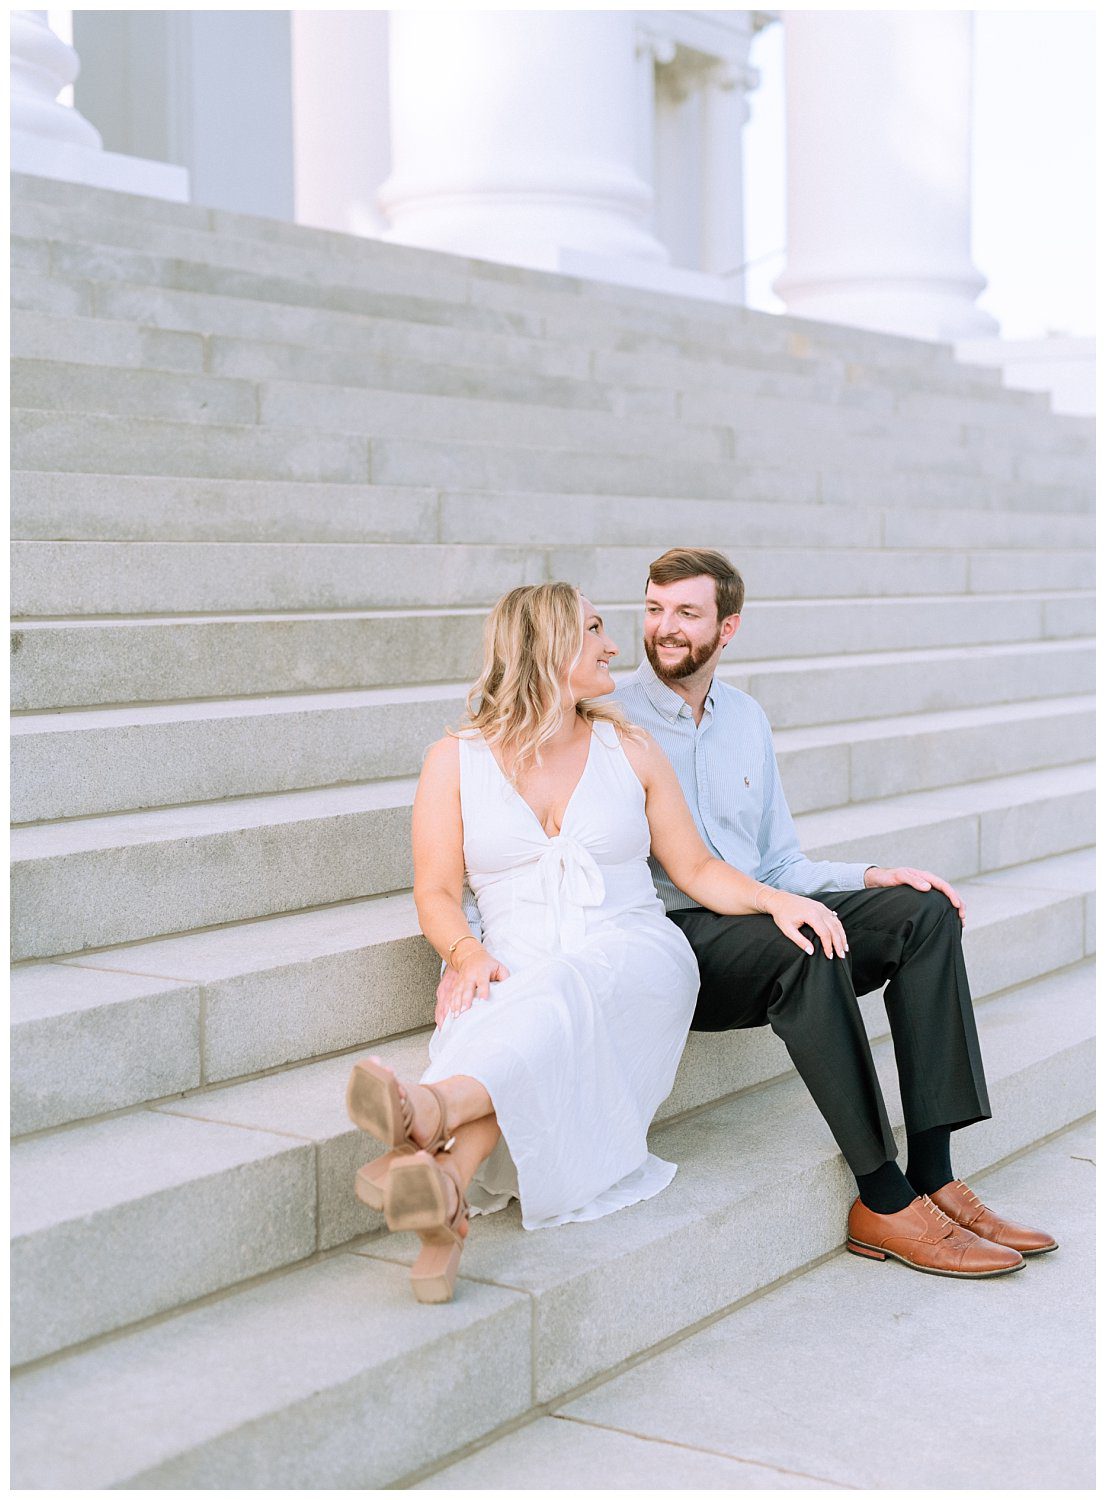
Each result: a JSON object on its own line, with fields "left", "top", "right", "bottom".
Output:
{"left": 346, "top": 1059, "right": 402, "bottom": 1145}
{"left": 385, "top": 1155, "right": 457, "bottom": 1238}
{"left": 846, "top": 1237, "right": 1025, "bottom": 1277}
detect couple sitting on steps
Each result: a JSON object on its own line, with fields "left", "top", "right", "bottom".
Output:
{"left": 345, "top": 547, "right": 1056, "bottom": 1303}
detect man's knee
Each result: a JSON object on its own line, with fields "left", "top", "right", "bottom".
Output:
{"left": 871, "top": 883, "right": 956, "bottom": 925}
{"left": 894, "top": 886, "right": 963, "bottom": 953}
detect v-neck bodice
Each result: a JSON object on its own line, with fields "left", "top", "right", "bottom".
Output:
{"left": 486, "top": 725, "right": 596, "bottom": 842}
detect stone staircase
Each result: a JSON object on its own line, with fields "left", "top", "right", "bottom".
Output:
{"left": 9, "top": 170, "right": 1095, "bottom": 1488}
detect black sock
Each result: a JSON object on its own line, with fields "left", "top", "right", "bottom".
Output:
{"left": 854, "top": 1159, "right": 916, "bottom": 1214}
{"left": 905, "top": 1125, "right": 953, "bottom": 1197}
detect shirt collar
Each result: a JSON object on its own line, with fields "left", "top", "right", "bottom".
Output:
{"left": 632, "top": 658, "right": 715, "bottom": 723}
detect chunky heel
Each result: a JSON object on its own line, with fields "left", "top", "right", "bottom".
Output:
{"left": 411, "top": 1240, "right": 463, "bottom": 1304}
{"left": 384, "top": 1152, "right": 469, "bottom": 1304}
{"left": 846, "top": 1238, "right": 887, "bottom": 1261}
{"left": 354, "top": 1152, "right": 404, "bottom": 1210}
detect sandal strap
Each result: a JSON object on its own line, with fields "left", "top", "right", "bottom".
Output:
{"left": 418, "top": 1083, "right": 456, "bottom": 1156}
{"left": 434, "top": 1158, "right": 469, "bottom": 1233}
{"left": 398, "top": 1088, "right": 414, "bottom": 1144}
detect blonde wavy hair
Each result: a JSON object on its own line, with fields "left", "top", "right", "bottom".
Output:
{"left": 457, "top": 582, "right": 644, "bottom": 782}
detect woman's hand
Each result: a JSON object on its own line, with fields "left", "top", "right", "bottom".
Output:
{"left": 434, "top": 945, "right": 511, "bottom": 1025}
{"left": 762, "top": 890, "right": 849, "bottom": 959}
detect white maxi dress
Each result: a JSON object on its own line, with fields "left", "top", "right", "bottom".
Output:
{"left": 422, "top": 720, "right": 700, "bottom": 1230}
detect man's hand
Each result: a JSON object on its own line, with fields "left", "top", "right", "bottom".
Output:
{"left": 434, "top": 946, "right": 511, "bottom": 1027}
{"left": 864, "top": 865, "right": 966, "bottom": 925}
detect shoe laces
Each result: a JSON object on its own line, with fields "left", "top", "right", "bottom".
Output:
{"left": 922, "top": 1196, "right": 959, "bottom": 1233}
{"left": 955, "top": 1180, "right": 984, "bottom": 1210}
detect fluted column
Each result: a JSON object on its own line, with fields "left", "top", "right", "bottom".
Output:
{"left": 10, "top": 8, "right": 188, "bottom": 199}
{"left": 380, "top": 11, "right": 667, "bottom": 270}
{"left": 773, "top": 10, "right": 997, "bottom": 340}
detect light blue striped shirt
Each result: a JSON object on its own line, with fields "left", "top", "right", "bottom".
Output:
{"left": 616, "top": 660, "right": 871, "bottom": 911}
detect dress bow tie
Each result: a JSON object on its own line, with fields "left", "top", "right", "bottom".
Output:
{"left": 525, "top": 835, "right": 606, "bottom": 950}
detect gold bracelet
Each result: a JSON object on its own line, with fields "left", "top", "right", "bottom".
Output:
{"left": 447, "top": 933, "right": 479, "bottom": 967}
{"left": 753, "top": 883, "right": 772, "bottom": 914}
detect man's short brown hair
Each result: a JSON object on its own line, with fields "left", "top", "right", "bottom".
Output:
{"left": 647, "top": 548, "right": 745, "bottom": 620}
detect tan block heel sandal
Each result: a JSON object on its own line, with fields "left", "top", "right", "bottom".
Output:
{"left": 345, "top": 1057, "right": 455, "bottom": 1209}
{"left": 384, "top": 1152, "right": 469, "bottom": 1304}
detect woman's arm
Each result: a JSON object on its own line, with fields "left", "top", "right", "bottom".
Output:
{"left": 621, "top": 732, "right": 847, "bottom": 959}
{"left": 412, "top": 738, "right": 510, "bottom": 1015}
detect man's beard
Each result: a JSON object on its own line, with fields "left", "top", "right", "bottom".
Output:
{"left": 645, "top": 627, "right": 722, "bottom": 681}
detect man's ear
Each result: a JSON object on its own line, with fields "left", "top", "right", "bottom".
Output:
{"left": 720, "top": 613, "right": 741, "bottom": 647}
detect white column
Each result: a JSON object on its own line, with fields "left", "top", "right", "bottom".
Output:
{"left": 10, "top": 9, "right": 101, "bottom": 150}
{"left": 291, "top": 10, "right": 391, "bottom": 237}
{"left": 633, "top": 23, "right": 676, "bottom": 197}
{"left": 700, "top": 58, "right": 756, "bottom": 288}
{"left": 380, "top": 11, "right": 667, "bottom": 270}
{"left": 773, "top": 10, "right": 997, "bottom": 340}
{"left": 10, "top": 8, "right": 188, "bottom": 199}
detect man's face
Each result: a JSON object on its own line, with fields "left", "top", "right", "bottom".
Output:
{"left": 643, "top": 575, "right": 737, "bottom": 681}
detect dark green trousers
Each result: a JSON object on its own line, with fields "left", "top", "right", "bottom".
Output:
{"left": 668, "top": 886, "right": 991, "bottom": 1177}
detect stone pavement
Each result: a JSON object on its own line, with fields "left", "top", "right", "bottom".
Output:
{"left": 420, "top": 1117, "right": 1095, "bottom": 1490}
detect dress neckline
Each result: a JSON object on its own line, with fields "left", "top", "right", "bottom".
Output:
{"left": 483, "top": 725, "right": 597, "bottom": 842}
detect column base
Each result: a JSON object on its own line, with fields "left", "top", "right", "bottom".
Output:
{"left": 779, "top": 281, "right": 1000, "bottom": 344}
{"left": 380, "top": 153, "right": 669, "bottom": 275}
{"left": 11, "top": 135, "right": 190, "bottom": 203}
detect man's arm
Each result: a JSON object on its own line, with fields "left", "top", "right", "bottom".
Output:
{"left": 754, "top": 714, "right": 966, "bottom": 922}
{"left": 754, "top": 714, "right": 870, "bottom": 894}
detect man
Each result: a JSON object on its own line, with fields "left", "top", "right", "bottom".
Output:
{"left": 615, "top": 547, "right": 1055, "bottom": 1277}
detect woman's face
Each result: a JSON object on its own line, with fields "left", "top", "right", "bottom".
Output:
{"left": 567, "top": 594, "right": 619, "bottom": 701}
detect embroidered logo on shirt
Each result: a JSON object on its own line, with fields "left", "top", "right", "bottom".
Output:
{"left": 744, "top": 777, "right": 751, "bottom": 787}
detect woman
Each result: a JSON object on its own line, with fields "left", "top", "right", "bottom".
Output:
{"left": 346, "top": 583, "right": 848, "bottom": 1302}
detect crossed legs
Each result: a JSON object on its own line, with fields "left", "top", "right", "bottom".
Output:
{"left": 346, "top": 1059, "right": 501, "bottom": 1300}
{"left": 357, "top": 1060, "right": 501, "bottom": 1236}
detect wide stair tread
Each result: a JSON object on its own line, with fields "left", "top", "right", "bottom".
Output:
{"left": 10, "top": 958, "right": 1095, "bottom": 1487}
{"left": 6, "top": 182, "right": 1046, "bottom": 378}
{"left": 10, "top": 846, "right": 1093, "bottom": 1138}
{"left": 8, "top": 472, "right": 1098, "bottom": 549}
{"left": 11, "top": 689, "right": 1097, "bottom": 824}
{"left": 12, "top": 353, "right": 1089, "bottom": 468}
{"left": 9, "top": 537, "right": 1096, "bottom": 616}
{"left": 11, "top": 626, "right": 1096, "bottom": 713}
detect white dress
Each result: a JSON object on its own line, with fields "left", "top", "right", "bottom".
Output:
{"left": 422, "top": 720, "right": 700, "bottom": 1231}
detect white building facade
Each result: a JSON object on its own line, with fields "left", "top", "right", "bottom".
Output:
{"left": 10, "top": 8, "right": 1093, "bottom": 411}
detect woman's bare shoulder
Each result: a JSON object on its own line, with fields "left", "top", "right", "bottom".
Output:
{"left": 617, "top": 726, "right": 666, "bottom": 782}
{"left": 420, "top": 735, "right": 461, "bottom": 779}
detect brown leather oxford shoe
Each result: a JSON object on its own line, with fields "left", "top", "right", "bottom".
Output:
{"left": 846, "top": 1194, "right": 1025, "bottom": 1278}
{"left": 927, "top": 1178, "right": 1058, "bottom": 1256}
